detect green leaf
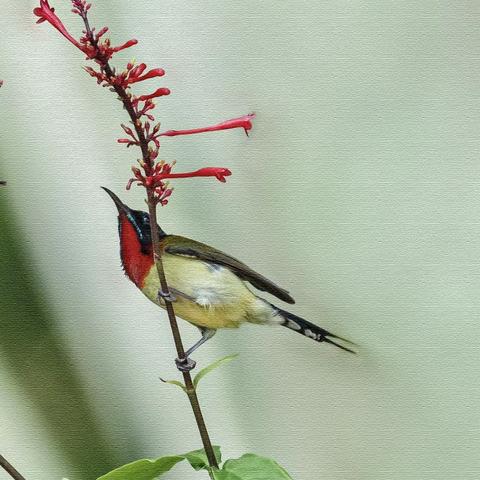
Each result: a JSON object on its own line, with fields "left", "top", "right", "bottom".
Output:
{"left": 159, "top": 377, "right": 186, "bottom": 392}
{"left": 97, "top": 447, "right": 223, "bottom": 479}
{"left": 211, "top": 471, "right": 242, "bottom": 480}
{"left": 215, "top": 454, "right": 293, "bottom": 480}
{"left": 193, "top": 354, "right": 239, "bottom": 389}
{"left": 96, "top": 455, "right": 184, "bottom": 480}
{"left": 183, "top": 446, "right": 222, "bottom": 471}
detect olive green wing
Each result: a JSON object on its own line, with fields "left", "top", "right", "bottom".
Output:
{"left": 162, "top": 235, "right": 295, "bottom": 304}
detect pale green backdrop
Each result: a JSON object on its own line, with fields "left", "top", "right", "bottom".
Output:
{"left": 1, "top": 1, "right": 479, "bottom": 479}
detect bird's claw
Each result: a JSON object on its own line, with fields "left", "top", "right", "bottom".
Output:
{"left": 175, "top": 356, "right": 197, "bottom": 372}
{"left": 158, "top": 289, "right": 177, "bottom": 303}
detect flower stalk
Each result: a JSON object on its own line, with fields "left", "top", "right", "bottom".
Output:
{"left": 75, "top": 7, "right": 219, "bottom": 469}
{"left": 33, "top": 0, "right": 255, "bottom": 470}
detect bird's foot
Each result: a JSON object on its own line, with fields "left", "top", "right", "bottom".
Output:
{"left": 158, "top": 289, "right": 177, "bottom": 303}
{"left": 175, "top": 356, "right": 197, "bottom": 372}
{"left": 169, "top": 287, "right": 196, "bottom": 302}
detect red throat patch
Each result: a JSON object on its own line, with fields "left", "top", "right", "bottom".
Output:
{"left": 119, "top": 214, "right": 154, "bottom": 287}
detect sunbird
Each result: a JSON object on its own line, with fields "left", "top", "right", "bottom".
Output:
{"left": 103, "top": 187, "right": 355, "bottom": 370}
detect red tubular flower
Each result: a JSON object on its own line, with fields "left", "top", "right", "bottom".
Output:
{"left": 34, "top": 0, "right": 88, "bottom": 53}
{"left": 156, "top": 187, "right": 173, "bottom": 206}
{"left": 129, "top": 68, "right": 165, "bottom": 84}
{"left": 97, "top": 38, "right": 138, "bottom": 61}
{"left": 130, "top": 63, "right": 147, "bottom": 78}
{"left": 71, "top": 0, "right": 91, "bottom": 15}
{"left": 153, "top": 167, "right": 232, "bottom": 184}
{"left": 117, "top": 138, "right": 138, "bottom": 147}
{"left": 117, "top": 123, "right": 139, "bottom": 146}
{"left": 110, "top": 39, "right": 138, "bottom": 54}
{"left": 159, "top": 113, "right": 256, "bottom": 138}
{"left": 83, "top": 66, "right": 107, "bottom": 84}
{"left": 136, "top": 88, "right": 171, "bottom": 103}
{"left": 96, "top": 26, "right": 109, "bottom": 39}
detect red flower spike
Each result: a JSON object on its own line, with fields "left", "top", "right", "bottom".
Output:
{"left": 34, "top": 0, "right": 242, "bottom": 209}
{"left": 34, "top": 0, "right": 88, "bottom": 53}
{"left": 159, "top": 113, "right": 256, "bottom": 138}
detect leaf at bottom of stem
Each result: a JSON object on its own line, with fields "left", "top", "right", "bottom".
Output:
{"left": 212, "top": 454, "right": 294, "bottom": 480}
{"left": 96, "top": 455, "right": 184, "bottom": 480}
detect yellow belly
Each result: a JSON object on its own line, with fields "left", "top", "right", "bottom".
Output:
{"left": 141, "top": 254, "right": 259, "bottom": 329}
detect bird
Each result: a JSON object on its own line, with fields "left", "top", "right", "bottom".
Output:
{"left": 102, "top": 187, "right": 355, "bottom": 370}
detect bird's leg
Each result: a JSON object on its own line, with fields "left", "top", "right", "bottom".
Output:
{"left": 175, "top": 328, "right": 217, "bottom": 372}
{"left": 185, "top": 328, "right": 217, "bottom": 357}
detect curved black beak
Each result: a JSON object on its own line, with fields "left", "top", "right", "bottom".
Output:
{"left": 101, "top": 187, "right": 131, "bottom": 215}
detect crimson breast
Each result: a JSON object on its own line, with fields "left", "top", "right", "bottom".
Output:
{"left": 119, "top": 215, "right": 154, "bottom": 287}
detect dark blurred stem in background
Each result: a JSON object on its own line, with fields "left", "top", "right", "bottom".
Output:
{"left": 0, "top": 454, "right": 26, "bottom": 480}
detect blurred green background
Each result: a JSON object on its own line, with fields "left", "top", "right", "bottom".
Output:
{"left": 1, "top": 1, "right": 480, "bottom": 479}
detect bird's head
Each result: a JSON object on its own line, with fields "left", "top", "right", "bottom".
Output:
{"left": 102, "top": 187, "right": 166, "bottom": 286}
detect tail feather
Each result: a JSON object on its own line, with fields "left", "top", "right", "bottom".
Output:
{"left": 273, "top": 305, "right": 356, "bottom": 354}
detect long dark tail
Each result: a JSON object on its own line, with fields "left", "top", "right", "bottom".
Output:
{"left": 273, "top": 305, "right": 356, "bottom": 354}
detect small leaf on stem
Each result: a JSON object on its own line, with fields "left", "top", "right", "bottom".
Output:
{"left": 193, "top": 354, "right": 239, "bottom": 389}
{"left": 159, "top": 377, "right": 186, "bottom": 392}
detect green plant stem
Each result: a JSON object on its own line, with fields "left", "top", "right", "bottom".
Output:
{"left": 79, "top": 15, "right": 219, "bottom": 471}
{"left": 0, "top": 455, "right": 26, "bottom": 480}
{"left": 146, "top": 191, "right": 219, "bottom": 470}
{"left": 208, "top": 467, "right": 217, "bottom": 479}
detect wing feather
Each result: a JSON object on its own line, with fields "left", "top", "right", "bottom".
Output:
{"left": 162, "top": 235, "right": 295, "bottom": 304}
